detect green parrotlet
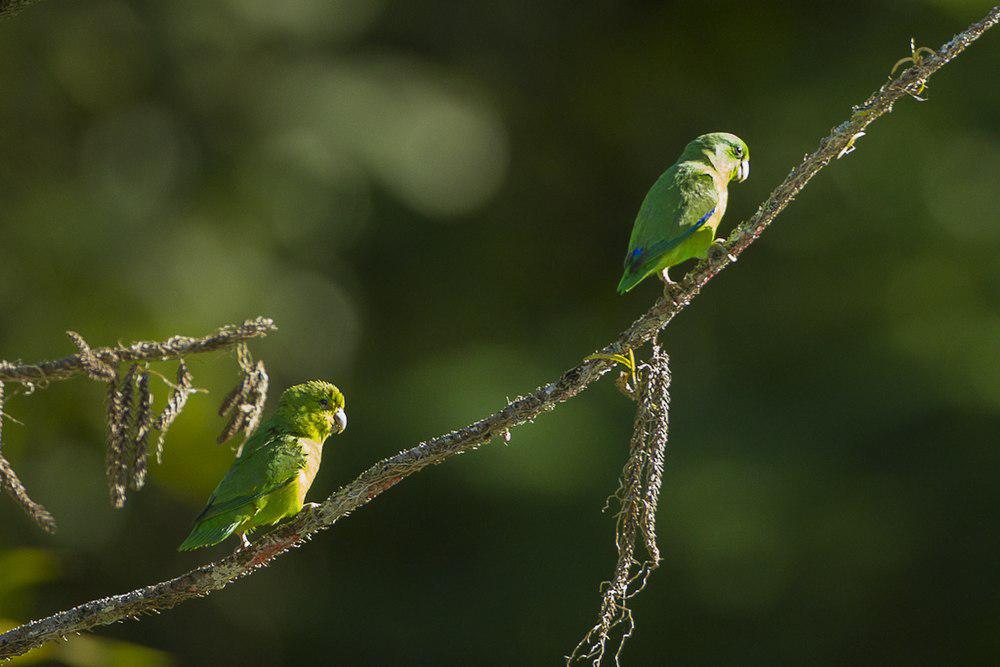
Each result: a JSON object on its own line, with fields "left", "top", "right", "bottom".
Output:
{"left": 179, "top": 380, "right": 347, "bottom": 551}
{"left": 617, "top": 132, "right": 750, "bottom": 294}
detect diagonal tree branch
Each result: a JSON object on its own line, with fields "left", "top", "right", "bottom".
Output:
{"left": 1, "top": 6, "right": 997, "bottom": 659}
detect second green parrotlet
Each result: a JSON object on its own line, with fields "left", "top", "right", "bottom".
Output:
{"left": 617, "top": 132, "right": 749, "bottom": 294}
{"left": 178, "top": 380, "right": 347, "bottom": 551}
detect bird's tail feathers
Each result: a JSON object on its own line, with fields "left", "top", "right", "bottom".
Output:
{"left": 178, "top": 515, "right": 243, "bottom": 551}
{"left": 616, "top": 269, "right": 648, "bottom": 294}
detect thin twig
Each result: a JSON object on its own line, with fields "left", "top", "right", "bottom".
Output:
{"left": 0, "top": 7, "right": 997, "bottom": 658}
{"left": 0, "top": 382, "right": 57, "bottom": 533}
{"left": 0, "top": 318, "right": 276, "bottom": 387}
{"left": 0, "top": 454, "right": 57, "bottom": 534}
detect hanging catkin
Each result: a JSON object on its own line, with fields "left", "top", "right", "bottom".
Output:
{"left": 152, "top": 360, "right": 194, "bottom": 464}
{"left": 217, "top": 343, "right": 269, "bottom": 455}
{"left": 568, "top": 344, "right": 671, "bottom": 666}
{"left": 105, "top": 366, "right": 130, "bottom": 508}
{"left": 129, "top": 370, "right": 153, "bottom": 491}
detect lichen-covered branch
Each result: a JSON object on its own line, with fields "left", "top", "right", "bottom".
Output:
{"left": 0, "top": 318, "right": 276, "bottom": 387}
{"left": 0, "top": 6, "right": 997, "bottom": 659}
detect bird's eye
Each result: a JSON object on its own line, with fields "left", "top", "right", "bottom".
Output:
{"left": 319, "top": 398, "right": 329, "bottom": 407}
{"left": 733, "top": 146, "right": 744, "bottom": 158}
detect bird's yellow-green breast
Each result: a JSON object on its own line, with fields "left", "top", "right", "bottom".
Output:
{"left": 617, "top": 132, "right": 749, "bottom": 294}
{"left": 178, "top": 380, "right": 347, "bottom": 551}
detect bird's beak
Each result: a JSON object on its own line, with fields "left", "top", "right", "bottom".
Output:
{"left": 333, "top": 407, "right": 347, "bottom": 434}
{"left": 736, "top": 159, "right": 750, "bottom": 183}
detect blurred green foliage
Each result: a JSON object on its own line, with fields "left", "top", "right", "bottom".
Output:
{"left": 1, "top": 0, "right": 998, "bottom": 664}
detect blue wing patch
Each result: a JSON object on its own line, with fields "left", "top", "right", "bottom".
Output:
{"left": 625, "top": 247, "right": 645, "bottom": 272}
{"left": 692, "top": 206, "right": 716, "bottom": 230}
{"left": 624, "top": 206, "right": 716, "bottom": 274}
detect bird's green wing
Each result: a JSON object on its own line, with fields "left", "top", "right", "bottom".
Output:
{"left": 195, "top": 433, "right": 305, "bottom": 523}
{"left": 617, "top": 164, "right": 719, "bottom": 293}
{"left": 236, "top": 417, "right": 283, "bottom": 457}
{"left": 178, "top": 432, "right": 305, "bottom": 550}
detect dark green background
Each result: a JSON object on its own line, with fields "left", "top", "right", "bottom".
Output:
{"left": 1, "top": 0, "right": 999, "bottom": 664}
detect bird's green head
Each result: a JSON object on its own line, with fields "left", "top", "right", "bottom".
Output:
{"left": 275, "top": 380, "right": 347, "bottom": 442}
{"left": 683, "top": 132, "right": 750, "bottom": 184}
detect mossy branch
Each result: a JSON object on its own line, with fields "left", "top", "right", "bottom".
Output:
{"left": 0, "top": 5, "right": 997, "bottom": 660}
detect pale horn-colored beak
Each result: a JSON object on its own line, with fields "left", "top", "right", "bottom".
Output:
{"left": 333, "top": 407, "right": 348, "bottom": 433}
{"left": 737, "top": 159, "right": 750, "bottom": 182}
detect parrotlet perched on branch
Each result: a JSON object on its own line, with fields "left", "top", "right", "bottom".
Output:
{"left": 617, "top": 132, "right": 750, "bottom": 294}
{"left": 179, "top": 381, "right": 347, "bottom": 551}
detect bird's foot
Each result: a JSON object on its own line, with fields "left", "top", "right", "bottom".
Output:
{"left": 662, "top": 280, "right": 685, "bottom": 307}
{"left": 239, "top": 533, "right": 251, "bottom": 549}
{"left": 709, "top": 239, "right": 738, "bottom": 263}
{"left": 303, "top": 502, "right": 322, "bottom": 512}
